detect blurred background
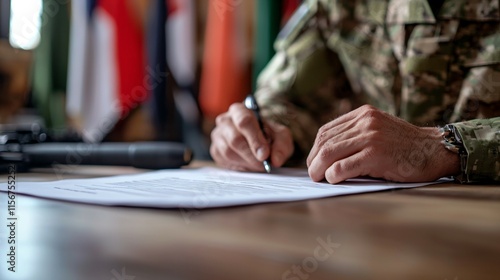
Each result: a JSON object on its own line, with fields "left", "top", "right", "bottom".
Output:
{"left": 0, "top": 0, "right": 301, "bottom": 160}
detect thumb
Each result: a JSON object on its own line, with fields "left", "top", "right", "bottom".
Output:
{"left": 269, "top": 123, "right": 294, "bottom": 167}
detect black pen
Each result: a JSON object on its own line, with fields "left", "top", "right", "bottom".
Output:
{"left": 244, "top": 95, "right": 272, "bottom": 173}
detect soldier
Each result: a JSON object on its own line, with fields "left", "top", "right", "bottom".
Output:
{"left": 210, "top": 0, "right": 500, "bottom": 183}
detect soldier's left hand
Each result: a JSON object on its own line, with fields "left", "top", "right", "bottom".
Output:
{"left": 306, "top": 105, "right": 460, "bottom": 183}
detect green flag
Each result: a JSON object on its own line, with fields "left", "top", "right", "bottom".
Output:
{"left": 32, "top": 0, "right": 70, "bottom": 130}
{"left": 252, "top": 0, "right": 282, "bottom": 91}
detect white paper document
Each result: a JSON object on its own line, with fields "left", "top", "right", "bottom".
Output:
{"left": 0, "top": 167, "right": 444, "bottom": 208}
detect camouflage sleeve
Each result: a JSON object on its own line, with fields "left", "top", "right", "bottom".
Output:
{"left": 449, "top": 22, "right": 500, "bottom": 123}
{"left": 445, "top": 4, "right": 500, "bottom": 183}
{"left": 255, "top": 0, "right": 357, "bottom": 165}
{"left": 452, "top": 117, "right": 500, "bottom": 183}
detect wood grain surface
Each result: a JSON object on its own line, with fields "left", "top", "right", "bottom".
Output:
{"left": 1, "top": 164, "right": 499, "bottom": 280}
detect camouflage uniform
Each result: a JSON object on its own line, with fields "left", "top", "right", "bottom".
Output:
{"left": 255, "top": 0, "right": 500, "bottom": 183}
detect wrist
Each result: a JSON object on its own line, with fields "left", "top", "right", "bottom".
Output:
{"left": 422, "top": 127, "right": 461, "bottom": 179}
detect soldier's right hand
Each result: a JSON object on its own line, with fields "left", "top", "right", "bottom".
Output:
{"left": 210, "top": 103, "right": 294, "bottom": 172}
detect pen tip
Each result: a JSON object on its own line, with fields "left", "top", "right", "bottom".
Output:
{"left": 263, "top": 161, "right": 271, "bottom": 173}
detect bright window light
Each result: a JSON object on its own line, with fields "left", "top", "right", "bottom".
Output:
{"left": 9, "top": 0, "right": 43, "bottom": 50}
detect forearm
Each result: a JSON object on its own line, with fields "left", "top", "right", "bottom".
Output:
{"left": 255, "top": 1, "right": 357, "bottom": 163}
{"left": 421, "top": 127, "right": 461, "bottom": 179}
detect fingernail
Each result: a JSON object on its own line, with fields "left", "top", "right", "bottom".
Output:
{"left": 257, "top": 147, "right": 266, "bottom": 161}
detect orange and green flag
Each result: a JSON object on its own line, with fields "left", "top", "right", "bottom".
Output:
{"left": 199, "top": 0, "right": 250, "bottom": 119}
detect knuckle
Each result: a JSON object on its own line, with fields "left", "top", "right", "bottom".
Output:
{"left": 234, "top": 113, "right": 254, "bottom": 130}
{"left": 363, "top": 107, "right": 379, "bottom": 119}
{"left": 227, "top": 132, "right": 245, "bottom": 149}
{"left": 228, "top": 103, "right": 244, "bottom": 113}
{"left": 215, "top": 114, "right": 226, "bottom": 125}
{"left": 210, "top": 128, "right": 219, "bottom": 141}
{"left": 319, "top": 145, "right": 333, "bottom": 161}
{"left": 332, "top": 161, "right": 343, "bottom": 175}
{"left": 360, "top": 104, "right": 377, "bottom": 112}
{"left": 359, "top": 105, "right": 381, "bottom": 120}
{"left": 315, "top": 130, "right": 328, "bottom": 147}
{"left": 318, "top": 124, "right": 328, "bottom": 135}
{"left": 361, "top": 111, "right": 383, "bottom": 131}
{"left": 217, "top": 114, "right": 235, "bottom": 126}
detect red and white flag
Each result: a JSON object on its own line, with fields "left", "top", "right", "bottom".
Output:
{"left": 167, "top": 0, "right": 199, "bottom": 123}
{"left": 67, "top": 0, "right": 147, "bottom": 142}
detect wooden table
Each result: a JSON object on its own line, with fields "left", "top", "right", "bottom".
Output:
{"left": 1, "top": 163, "right": 500, "bottom": 280}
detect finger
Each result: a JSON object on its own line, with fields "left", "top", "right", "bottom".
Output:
{"left": 211, "top": 124, "right": 263, "bottom": 170}
{"left": 217, "top": 116, "right": 263, "bottom": 167}
{"left": 268, "top": 123, "right": 294, "bottom": 167}
{"left": 324, "top": 149, "right": 372, "bottom": 184}
{"left": 228, "top": 103, "right": 269, "bottom": 161}
{"left": 210, "top": 129, "right": 241, "bottom": 163}
{"left": 308, "top": 136, "right": 365, "bottom": 182}
{"left": 319, "top": 104, "right": 376, "bottom": 132}
{"left": 210, "top": 130, "right": 263, "bottom": 172}
{"left": 307, "top": 117, "right": 360, "bottom": 167}
{"left": 306, "top": 105, "right": 383, "bottom": 167}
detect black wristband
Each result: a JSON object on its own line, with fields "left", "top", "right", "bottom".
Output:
{"left": 440, "top": 124, "right": 468, "bottom": 183}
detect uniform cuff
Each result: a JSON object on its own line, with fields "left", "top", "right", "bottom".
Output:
{"left": 452, "top": 118, "right": 500, "bottom": 183}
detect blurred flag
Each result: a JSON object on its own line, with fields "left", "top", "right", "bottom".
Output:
{"left": 166, "top": 0, "right": 199, "bottom": 136}
{"left": 32, "top": 0, "right": 70, "bottom": 130}
{"left": 167, "top": 0, "right": 196, "bottom": 93}
{"left": 67, "top": 0, "right": 147, "bottom": 142}
{"left": 146, "top": 0, "right": 175, "bottom": 141}
{"left": 199, "top": 0, "right": 250, "bottom": 119}
{"left": 100, "top": 0, "right": 147, "bottom": 118}
{"left": 281, "top": 0, "right": 302, "bottom": 25}
{"left": 67, "top": 0, "right": 115, "bottom": 142}
{"left": 252, "top": 0, "right": 282, "bottom": 91}
{"left": 167, "top": 0, "right": 211, "bottom": 158}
